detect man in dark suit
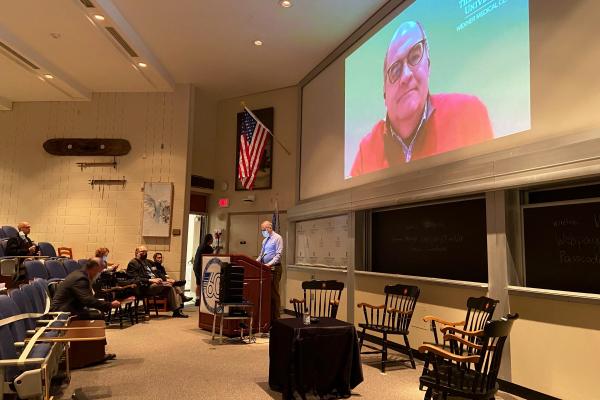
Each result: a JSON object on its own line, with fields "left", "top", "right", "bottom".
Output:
{"left": 51, "top": 257, "right": 120, "bottom": 319}
{"left": 6, "top": 221, "right": 39, "bottom": 257}
{"left": 127, "top": 246, "right": 188, "bottom": 318}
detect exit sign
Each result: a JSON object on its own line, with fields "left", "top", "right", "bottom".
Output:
{"left": 218, "top": 198, "right": 230, "bottom": 208}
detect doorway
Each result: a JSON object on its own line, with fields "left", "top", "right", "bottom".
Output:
{"left": 185, "top": 213, "right": 208, "bottom": 295}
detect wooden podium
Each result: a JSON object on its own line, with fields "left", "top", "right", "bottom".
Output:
{"left": 198, "top": 254, "right": 272, "bottom": 336}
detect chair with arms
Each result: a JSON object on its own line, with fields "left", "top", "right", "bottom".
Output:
{"left": 423, "top": 296, "right": 499, "bottom": 350}
{"left": 418, "top": 313, "right": 519, "bottom": 400}
{"left": 56, "top": 247, "right": 73, "bottom": 259}
{"left": 289, "top": 280, "right": 344, "bottom": 319}
{"left": 357, "top": 284, "right": 420, "bottom": 372}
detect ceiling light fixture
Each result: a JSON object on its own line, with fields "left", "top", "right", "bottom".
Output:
{"left": 254, "top": 40, "right": 263, "bottom": 46}
{"left": 93, "top": 14, "right": 105, "bottom": 21}
{"left": 279, "top": 0, "right": 292, "bottom": 7}
{"left": 43, "top": 74, "right": 54, "bottom": 79}
{"left": 137, "top": 62, "right": 147, "bottom": 68}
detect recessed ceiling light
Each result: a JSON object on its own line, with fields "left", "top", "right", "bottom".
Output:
{"left": 43, "top": 74, "right": 54, "bottom": 79}
{"left": 254, "top": 40, "right": 263, "bottom": 46}
{"left": 279, "top": 0, "right": 292, "bottom": 7}
{"left": 137, "top": 62, "right": 147, "bottom": 68}
{"left": 93, "top": 14, "right": 105, "bottom": 21}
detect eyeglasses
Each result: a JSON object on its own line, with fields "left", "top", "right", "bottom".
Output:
{"left": 386, "top": 39, "right": 427, "bottom": 84}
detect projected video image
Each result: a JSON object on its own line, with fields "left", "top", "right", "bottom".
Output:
{"left": 345, "top": 0, "right": 531, "bottom": 178}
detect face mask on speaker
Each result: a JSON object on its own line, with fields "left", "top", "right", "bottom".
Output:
{"left": 261, "top": 230, "right": 269, "bottom": 238}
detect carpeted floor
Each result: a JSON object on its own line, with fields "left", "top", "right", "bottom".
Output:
{"left": 55, "top": 307, "right": 523, "bottom": 400}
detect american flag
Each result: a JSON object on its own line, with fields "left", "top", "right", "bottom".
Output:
{"left": 238, "top": 107, "right": 270, "bottom": 190}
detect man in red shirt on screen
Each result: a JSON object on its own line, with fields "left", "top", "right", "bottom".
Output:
{"left": 350, "top": 21, "right": 493, "bottom": 177}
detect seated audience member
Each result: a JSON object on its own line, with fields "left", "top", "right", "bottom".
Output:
{"left": 152, "top": 252, "right": 192, "bottom": 303}
{"left": 193, "top": 234, "right": 214, "bottom": 306}
{"left": 6, "top": 221, "right": 39, "bottom": 257}
{"left": 93, "top": 247, "right": 137, "bottom": 301}
{"left": 126, "top": 246, "right": 188, "bottom": 318}
{"left": 51, "top": 257, "right": 120, "bottom": 319}
{"left": 95, "top": 247, "right": 119, "bottom": 272}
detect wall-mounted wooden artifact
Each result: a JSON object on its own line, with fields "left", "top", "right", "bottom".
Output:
{"left": 43, "top": 138, "right": 131, "bottom": 156}
{"left": 77, "top": 158, "right": 118, "bottom": 171}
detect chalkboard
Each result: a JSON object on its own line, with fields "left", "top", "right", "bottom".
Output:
{"left": 523, "top": 201, "right": 600, "bottom": 294}
{"left": 371, "top": 198, "right": 488, "bottom": 282}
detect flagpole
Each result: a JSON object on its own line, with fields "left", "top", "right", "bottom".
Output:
{"left": 241, "top": 101, "right": 291, "bottom": 156}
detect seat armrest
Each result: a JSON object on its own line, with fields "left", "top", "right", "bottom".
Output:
{"left": 289, "top": 298, "right": 305, "bottom": 304}
{"left": 418, "top": 344, "right": 480, "bottom": 363}
{"left": 356, "top": 303, "right": 385, "bottom": 309}
{"left": 0, "top": 358, "right": 46, "bottom": 366}
{"left": 443, "top": 334, "right": 482, "bottom": 350}
{"left": 422, "top": 315, "right": 465, "bottom": 327}
{"left": 440, "top": 326, "right": 484, "bottom": 336}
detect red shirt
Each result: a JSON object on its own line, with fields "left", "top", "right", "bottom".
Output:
{"left": 350, "top": 93, "right": 493, "bottom": 177}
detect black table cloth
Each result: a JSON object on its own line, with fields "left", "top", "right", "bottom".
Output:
{"left": 269, "top": 317, "right": 364, "bottom": 399}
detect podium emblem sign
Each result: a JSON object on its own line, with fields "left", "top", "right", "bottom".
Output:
{"left": 200, "top": 256, "right": 230, "bottom": 314}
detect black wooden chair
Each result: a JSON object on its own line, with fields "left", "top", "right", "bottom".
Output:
{"left": 423, "top": 296, "right": 499, "bottom": 351}
{"left": 418, "top": 313, "right": 519, "bottom": 400}
{"left": 357, "top": 284, "right": 420, "bottom": 372}
{"left": 289, "top": 280, "right": 344, "bottom": 319}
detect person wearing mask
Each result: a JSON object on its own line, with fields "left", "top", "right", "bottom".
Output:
{"left": 193, "top": 234, "right": 214, "bottom": 306}
{"left": 256, "top": 221, "right": 283, "bottom": 320}
{"left": 6, "top": 221, "right": 39, "bottom": 257}
{"left": 126, "top": 246, "right": 188, "bottom": 318}
{"left": 94, "top": 247, "right": 136, "bottom": 300}
{"left": 95, "top": 247, "right": 118, "bottom": 272}
{"left": 152, "top": 252, "right": 192, "bottom": 303}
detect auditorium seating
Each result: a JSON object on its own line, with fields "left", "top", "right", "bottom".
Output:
{"left": 63, "top": 258, "right": 81, "bottom": 274}
{"left": 23, "top": 260, "right": 49, "bottom": 280}
{"left": 0, "top": 280, "right": 74, "bottom": 399}
{"left": 38, "top": 242, "right": 57, "bottom": 258}
{"left": 45, "top": 259, "right": 68, "bottom": 280}
{"left": 1, "top": 225, "right": 18, "bottom": 238}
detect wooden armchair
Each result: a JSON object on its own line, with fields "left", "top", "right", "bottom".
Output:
{"left": 357, "top": 284, "right": 420, "bottom": 371}
{"left": 418, "top": 313, "right": 519, "bottom": 400}
{"left": 423, "top": 296, "right": 498, "bottom": 352}
{"left": 289, "top": 280, "right": 344, "bottom": 319}
{"left": 57, "top": 247, "right": 73, "bottom": 259}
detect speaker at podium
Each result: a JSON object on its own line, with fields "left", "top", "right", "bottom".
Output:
{"left": 198, "top": 254, "right": 272, "bottom": 336}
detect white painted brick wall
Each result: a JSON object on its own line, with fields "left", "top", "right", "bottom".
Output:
{"left": 0, "top": 88, "right": 192, "bottom": 278}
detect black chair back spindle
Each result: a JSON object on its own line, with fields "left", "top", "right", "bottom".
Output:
{"left": 290, "top": 280, "right": 344, "bottom": 319}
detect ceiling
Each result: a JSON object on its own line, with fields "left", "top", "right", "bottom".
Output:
{"left": 0, "top": 0, "right": 388, "bottom": 108}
